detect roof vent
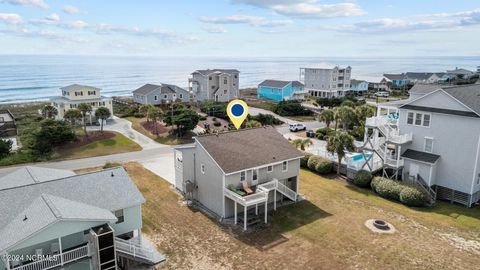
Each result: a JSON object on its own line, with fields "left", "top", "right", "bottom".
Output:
{"left": 111, "top": 172, "right": 115, "bottom": 177}
{"left": 23, "top": 215, "right": 28, "bottom": 221}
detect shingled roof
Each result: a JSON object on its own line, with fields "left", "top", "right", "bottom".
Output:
{"left": 193, "top": 69, "right": 239, "bottom": 76}
{"left": 384, "top": 74, "right": 406, "bottom": 80}
{"left": 401, "top": 149, "right": 440, "bottom": 164}
{"left": 258, "top": 80, "right": 303, "bottom": 89}
{"left": 195, "top": 126, "right": 303, "bottom": 174}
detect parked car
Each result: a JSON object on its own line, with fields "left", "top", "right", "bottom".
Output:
{"left": 375, "top": 91, "right": 389, "bottom": 97}
{"left": 289, "top": 123, "right": 306, "bottom": 132}
{"left": 306, "top": 130, "right": 315, "bottom": 138}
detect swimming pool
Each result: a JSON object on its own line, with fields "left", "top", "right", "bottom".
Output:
{"left": 350, "top": 153, "right": 372, "bottom": 161}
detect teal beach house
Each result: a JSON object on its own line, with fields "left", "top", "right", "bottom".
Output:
{"left": 257, "top": 80, "right": 306, "bottom": 101}
{"left": 350, "top": 79, "right": 369, "bottom": 94}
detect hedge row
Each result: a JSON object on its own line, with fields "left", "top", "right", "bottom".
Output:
{"left": 303, "top": 154, "right": 333, "bottom": 174}
{"left": 371, "top": 177, "right": 429, "bottom": 207}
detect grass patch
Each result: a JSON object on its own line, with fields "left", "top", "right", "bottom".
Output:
{"left": 125, "top": 116, "right": 193, "bottom": 145}
{"left": 286, "top": 115, "right": 317, "bottom": 122}
{"left": 120, "top": 163, "right": 480, "bottom": 270}
{"left": 54, "top": 131, "right": 141, "bottom": 160}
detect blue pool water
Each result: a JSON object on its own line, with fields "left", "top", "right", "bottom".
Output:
{"left": 351, "top": 153, "right": 372, "bottom": 161}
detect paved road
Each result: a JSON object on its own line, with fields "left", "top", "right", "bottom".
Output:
{"left": 249, "top": 106, "right": 325, "bottom": 133}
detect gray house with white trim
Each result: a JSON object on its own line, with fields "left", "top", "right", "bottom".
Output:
{"left": 133, "top": 83, "right": 190, "bottom": 105}
{"left": 188, "top": 69, "right": 240, "bottom": 102}
{"left": 0, "top": 166, "right": 164, "bottom": 270}
{"left": 364, "top": 84, "right": 480, "bottom": 206}
{"left": 174, "top": 127, "right": 303, "bottom": 230}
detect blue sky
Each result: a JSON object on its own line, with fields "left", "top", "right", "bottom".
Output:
{"left": 0, "top": 0, "right": 479, "bottom": 57}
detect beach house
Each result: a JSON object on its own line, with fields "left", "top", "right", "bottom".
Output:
{"left": 0, "top": 166, "right": 164, "bottom": 270}
{"left": 362, "top": 84, "right": 480, "bottom": 207}
{"left": 133, "top": 83, "right": 190, "bottom": 105}
{"left": 299, "top": 65, "right": 352, "bottom": 98}
{"left": 188, "top": 69, "right": 239, "bottom": 102}
{"left": 174, "top": 127, "right": 303, "bottom": 230}
{"left": 383, "top": 74, "right": 409, "bottom": 88}
{"left": 350, "top": 79, "right": 369, "bottom": 95}
{"left": 0, "top": 110, "right": 17, "bottom": 137}
{"left": 257, "top": 80, "right": 306, "bottom": 101}
{"left": 51, "top": 84, "right": 113, "bottom": 123}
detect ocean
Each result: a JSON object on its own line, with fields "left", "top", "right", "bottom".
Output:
{"left": 0, "top": 55, "right": 479, "bottom": 103}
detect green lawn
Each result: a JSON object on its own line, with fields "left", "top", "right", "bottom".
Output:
{"left": 125, "top": 116, "right": 194, "bottom": 145}
{"left": 118, "top": 163, "right": 480, "bottom": 270}
{"left": 54, "top": 132, "right": 141, "bottom": 160}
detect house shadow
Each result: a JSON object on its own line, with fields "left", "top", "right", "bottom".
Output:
{"left": 232, "top": 199, "right": 331, "bottom": 251}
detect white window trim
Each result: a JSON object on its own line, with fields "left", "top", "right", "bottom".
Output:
{"left": 424, "top": 137, "right": 434, "bottom": 153}
{"left": 201, "top": 164, "right": 205, "bottom": 174}
{"left": 240, "top": 171, "right": 246, "bottom": 181}
{"left": 267, "top": 165, "right": 273, "bottom": 173}
{"left": 282, "top": 161, "right": 288, "bottom": 172}
{"left": 407, "top": 111, "right": 431, "bottom": 128}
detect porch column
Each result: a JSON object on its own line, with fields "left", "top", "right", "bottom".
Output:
{"left": 255, "top": 204, "right": 258, "bottom": 215}
{"left": 274, "top": 191, "right": 277, "bottom": 211}
{"left": 243, "top": 205, "right": 247, "bottom": 231}
{"left": 264, "top": 201, "right": 268, "bottom": 224}
{"left": 234, "top": 202, "right": 237, "bottom": 224}
{"left": 58, "top": 237, "right": 64, "bottom": 266}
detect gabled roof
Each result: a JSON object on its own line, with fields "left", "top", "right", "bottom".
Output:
{"left": 133, "top": 83, "right": 188, "bottom": 95}
{"left": 193, "top": 69, "right": 239, "bottom": 76}
{"left": 384, "top": 74, "right": 406, "bottom": 80}
{"left": 60, "top": 84, "right": 101, "bottom": 92}
{"left": 0, "top": 167, "right": 145, "bottom": 229}
{"left": 133, "top": 83, "right": 162, "bottom": 95}
{"left": 350, "top": 79, "right": 367, "bottom": 84}
{"left": 405, "top": 72, "right": 435, "bottom": 81}
{"left": 401, "top": 149, "right": 440, "bottom": 164}
{"left": 408, "top": 84, "right": 443, "bottom": 95}
{"left": 195, "top": 126, "right": 303, "bottom": 174}
{"left": 401, "top": 84, "right": 480, "bottom": 117}
{"left": 447, "top": 68, "right": 474, "bottom": 75}
{"left": 0, "top": 194, "right": 117, "bottom": 253}
{"left": 0, "top": 166, "right": 75, "bottom": 190}
{"left": 291, "top": 81, "right": 304, "bottom": 88}
{"left": 258, "top": 80, "right": 304, "bottom": 89}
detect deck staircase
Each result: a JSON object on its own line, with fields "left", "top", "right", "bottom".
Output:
{"left": 413, "top": 174, "right": 437, "bottom": 204}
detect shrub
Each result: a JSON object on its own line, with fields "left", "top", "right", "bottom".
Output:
{"left": 315, "top": 127, "right": 334, "bottom": 140}
{"left": 271, "top": 100, "right": 313, "bottom": 116}
{"left": 354, "top": 171, "right": 373, "bottom": 187}
{"left": 300, "top": 152, "right": 313, "bottom": 168}
{"left": 374, "top": 177, "right": 403, "bottom": 201}
{"left": 213, "top": 121, "right": 222, "bottom": 127}
{"left": 315, "top": 158, "right": 333, "bottom": 174}
{"left": 103, "top": 162, "right": 123, "bottom": 169}
{"left": 400, "top": 186, "right": 429, "bottom": 207}
{"left": 370, "top": 176, "right": 382, "bottom": 192}
{"left": 249, "top": 113, "right": 283, "bottom": 125}
{"left": 307, "top": 155, "right": 332, "bottom": 174}
{"left": 199, "top": 116, "right": 207, "bottom": 121}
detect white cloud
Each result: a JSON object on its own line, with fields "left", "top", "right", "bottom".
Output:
{"left": 233, "top": 0, "right": 365, "bottom": 19}
{"left": 30, "top": 14, "right": 88, "bottom": 29}
{"left": 205, "top": 26, "right": 227, "bottom": 33}
{"left": 320, "top": 8, "right": 480, "bottom": 33}
{"left": 0, "top": 0, "right": 49, "bottom": 9}
{"left": 0, "top": 13, "right": 23, "bottom": 24}
{"left": 45, "top": 13, "right": 60, "bottom": 22}
{"left": 62, "top": 5, "right": 80, "bottom": 14}
{"left": 199, "top": 15, "right": 292, "bottom": 27}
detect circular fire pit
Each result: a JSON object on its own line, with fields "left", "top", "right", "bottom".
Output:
{"left": 365, "top": 219, "right": 396, "bottom": 234}
{"left": 373, "top": 219, "right": 390, "bottom": 230}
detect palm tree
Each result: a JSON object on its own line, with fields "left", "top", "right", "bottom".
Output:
{"left": 64, "top": 109, "right": 82, "bottom": 139}
{"left": 41, "top": 105, "right": 58, "bottom": 119}
{"left": 335, "top": 106, "right": 357, "bottom": 130}
{"left": 355, "top": 105, "right": 375, "bottom": 125}
{"left": 77, "top": 103, "right": 92, "bottom": 136}
{"left": 318, "top": 109, "right": 334, "bottom": 128}
{"left": 326, "top": 131, "right": 355, "bottom": 175}
{"left": 148, "top": 107, "right": 163, "bottom": 136}
{"left": 291, "top": 138, "right": 313, "bottom": 151}
{"left": 95, "top": 107, "right": 111, "bottom": 134}
{"left": 139, "top": 104, "right": 154, "bottom": 122}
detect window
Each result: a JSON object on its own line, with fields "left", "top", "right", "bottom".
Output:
{"left": 267, "top": 165, "right": 273, "bottom": 173}
{"left": 164, "top": 94, "right": 167, "bottom": 99}
{"left": 211, "top": 86, "right": 215, "bottom": 89}
{"left": 252, "top": 169, "right": 258, "bottom": 182}
{"left": 424, "top": 137, "right": 434, "bottom": 153}
{"left": 114, "top": 209, "right": 124, "bottom": 224}
{"left": 179, "top": 94, "right": 183, "bottom": 99}
{"left": 407, "top": 112, "right": 414, "bottom": 124}
{"left": 423, "top": 114, "right": 431, "bottom": 127}
{"left": 201, "top": 164, "right": 205, "bottom": 174}
{"left": 154, "top": 95, "right": 158, "bottom": 101}
{"left": 224, "top": 79, "right": 227, "bottom": 84}
{"left": 282, "top": 161, "right": 288, "bottom": 171}
{"left": 415, "top": 113, "right": 423, "bottom": 125}
{"left": 240, "top": 171, "right": 246, "bottom": 181}
{"left": 224, "top": 89, "right": 227, "bottom": 94}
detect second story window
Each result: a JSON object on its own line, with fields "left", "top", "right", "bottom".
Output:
{"left": 224, "top": 90, "right": 227, "bottom": 94}
{"left": 252, "top": 169, "right": 258, "bottom": 184}
{"left": 407, "top": 111, "right": 431, "bottom": 127}
{"left": 240, "top": 171, "right": 245, "bottom": 181}
{"left": 114, "top": 209, "right": 124, "bottom": 224}
{"left": 424, "top": 137, "right": 434, "bottom": 153}
{"left": 154, "top": 95, "right": 158, "bottom": 101}
{"left": 282, "top": 161, "right": 288, "bottom": 172}
{"left": 201, "top": 164, "right": 205, "bottom": 174}
{"left": 407, "top": 112, "right": 414, "bottom": 124}
{"left": 209, "top": 76, "right": 212, "bottom": 80}
{"left": 267, "top": 165, "right": 273, "bottom": 173}
{"left": 224, "top": 79, "right": 227, "bottom": 84}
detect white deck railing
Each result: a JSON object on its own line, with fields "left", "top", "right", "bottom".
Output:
{"left": 115, "top": 238, "right": 154, "bottom": 262}
{"left": 225, "top": 179, "right": 298, "bottom": 206}
{"left": 13, "top": 244, "right": 88, "bottom": 270}
{"left": 366, "top": 116, "right": 412, "bottom": 144}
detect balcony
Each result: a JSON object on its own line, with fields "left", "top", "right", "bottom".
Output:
{"left": 10, "top": 244, "right": 89, "bottom": 270}
{"left": 115, "top": 237, "right": 165, "bottom": 265}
